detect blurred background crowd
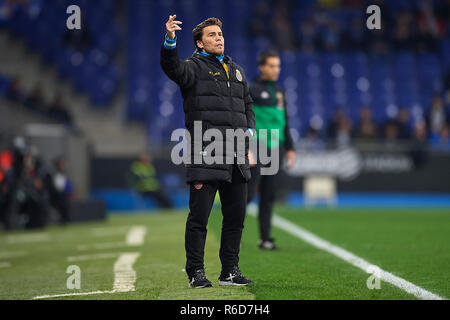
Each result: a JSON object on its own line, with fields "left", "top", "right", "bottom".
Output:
{"left": 0, "top": 136, "right": 72, "bottom": 230}
{"left": 247, "top": 0, "right": 450, "bottom": 150}
{"left": 250, "top": 0, "right": 449, "bottom": 54}
{"left": 0, "top": 0, "right": 449, "bottom": 228}
{"left": 0, "top": 0, "right": 448, "bottom": 149}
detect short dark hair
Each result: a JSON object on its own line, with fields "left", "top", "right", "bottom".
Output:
{"left": 192, "top": 17, "right": 223, "bottom": 49}
{"left": 258, "top": 50, "right": 280, "bottom": 66}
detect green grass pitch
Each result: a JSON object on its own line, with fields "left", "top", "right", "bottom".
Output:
{"left": 0, "top": 206, "right": 449, "bottom": 300}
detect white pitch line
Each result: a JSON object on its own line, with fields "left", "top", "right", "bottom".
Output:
{"left": 113, "top": 252, "right": 141, "bottom": 292}
{"left": 33, "top": 252, "right": 141, "bottom": 300}
{"left": 91, "top": 226, "right": 134, "bottom": 237}
{"left": 126, "top": 226, "right": 147, "bottom": 246}
{"left": 34, "top": 227, "right": 145, "bottom": 299}
{"left": 78, "top": 226, "right": 147, "bottom": 250}
{"left": 0, "top": 262, "right": 11, "bottom": 268}
{"left": 0, "top": 251, "right": 27, "bottom": 259}
{"left": 6, "top": 233, "right": 50, "bottom": 244}
{"left": 77, "top": 242, "right": 130, "bottom": 251}
{"left": 67, "top": 253, "right": 120, "bottom": 262}
{"left": 247, "top": 211, "right": 446, "bottom": 300}
{"left": 32, "top": 290, "right": 117, "bottom": 300}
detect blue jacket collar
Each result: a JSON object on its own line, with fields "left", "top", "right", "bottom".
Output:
{"left": 195, "top": 49, "right": 231, "bottom": 65}
{"left": 199, "top": 51, "right": 225, "bottom": 64}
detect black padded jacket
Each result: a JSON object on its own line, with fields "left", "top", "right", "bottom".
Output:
{"left": 160, "top": 45, "right": 255, "bottom": 183}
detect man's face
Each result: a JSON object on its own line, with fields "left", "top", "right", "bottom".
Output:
{"left": 57, "top": 159, "right": 67, "bottom": 172}
{"left": 197, "top": 25, "right": 224, "bottom": 56}
{"left": 259, "top": 57, "right": 281, "bottom": 82}
{"left": 140, "top": 154, "right": 151, "bottom": 165}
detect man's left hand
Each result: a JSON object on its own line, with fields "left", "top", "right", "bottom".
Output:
{"left": 285, "top": 150, "right": 296, "bottom": 170}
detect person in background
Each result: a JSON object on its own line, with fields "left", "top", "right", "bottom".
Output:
{"left": 383, "top": 120, "right": 400, "bottom": 149}
{"left": 24, "top": 84, "right": 46, "bottom": 114}
{"left": 128, "top": 152, "right": 172, "bottom": 209}
{"left": 16, "top": 148, "right": 49, "bottom": 229}
{"left": 46, "top": 157, "right": 73, "bottom": 225}
{"left": 327, "top": 108, "right": 345, "bottom": 139}
{"left": 430, "top": 124, "right": 450, "bottom": 150}
{"left": 270, "top": 4, "right": 296, "bottom": 51}
{"left": 410, "top": 121, "right": 429, "bottom": 169}
{"left": 335, "top": 115, "right": 353, "bottom": 147}
{"left": 444, "top": 68, "right": 450, "bottom": 107}
{"left": 427, "top": 95, "right": 448, "bottom": 136}
{"left": 342, "top": 17, "right": 366, "bottom": 51}
{"left": 248, "top": 50, "right": 296, "bottom": 250}
{"left": 391, "top": 11, "right": 415, "bottom": 51}
{"left": 248, "top": 1, "right": 271, "bottom": 39}
{"left": 327, "top": 109, "right": 352, "bottom": 147}
{"left": 0, "top": 149, "right": 13, "bottom": 230}
{"left": 320, "top": 20, "right": 341, "bottom": 52}
{"left": 6, "top": 76, "right": 25, "bottom": 103}
{"left": 48, "top": 93, "right": 73, "bottom": 126}
{"left": 297, "top": 18, "right": 320, "bottom": 53}
{"left": 0, "top": 171, "right": 9, "bottom": 228}
{"left": 416, "top": 1, "right": 445, "bottom": 53}
{"left": 2, "top": 136, "right": 27, "bottom": 230}
{"left": 300, "top": 126, "right": 326, "bottom": 151}
{"left": 394, "top": 108, "right": 412, "bottom": 140}
{"left": 354, "top": 106, "right": 379, "bottom": 142}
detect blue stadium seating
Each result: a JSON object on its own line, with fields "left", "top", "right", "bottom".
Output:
{"left": 2, "top": 0, "right": 121, "bottom": 107}
{"left": 1, "top": 0, "right": 448, "bottom": 142}
{"left": 0, "top": 75, "right": 10, "bottom": 97}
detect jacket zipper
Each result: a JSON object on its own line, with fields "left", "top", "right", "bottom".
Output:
{"left": 210, "top": 56, "right": 244, "bottom": 180}
{"left": 226, "top": 65, "right": 235, "bottom": 155}
{"left": 227, "top": 65, "right": 246, "bottom": 180}
{"left": 222, "top": 61, "right": 238, "bottom": 178}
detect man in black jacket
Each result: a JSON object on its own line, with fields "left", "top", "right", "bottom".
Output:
{"left": 248, "top": 50, "right": 296, "bottom": 250}
{"left": 160, "top": 15, "right": 255, "bottom": 288}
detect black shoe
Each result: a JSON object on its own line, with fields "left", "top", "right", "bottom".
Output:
{"left": 219, "top": 266, "right": 253, "bottom": 286}
{"left": 258, "top": 238, "right": 279, "bottom": 251}
{"left": 188, "top": 269, "right": 213, "bottom": 288}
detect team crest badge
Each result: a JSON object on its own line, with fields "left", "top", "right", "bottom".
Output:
{"left": 194, "top": 183, "right": 203, "bottom": 190}
{"left": 236, "top": 69, "right": 243, "bottom": 82}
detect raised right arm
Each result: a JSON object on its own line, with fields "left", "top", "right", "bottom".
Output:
{"left": 160, "top": 15, "right": 197, "bottom": 88}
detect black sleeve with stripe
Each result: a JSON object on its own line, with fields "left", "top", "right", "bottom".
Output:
{"left": 160, "top": 45, "right": 198, "bottom": 89}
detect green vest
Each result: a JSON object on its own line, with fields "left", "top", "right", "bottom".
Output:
{"left": 253, "top": 82, "right": 287, "bottom": 149}
{"left": 130, "top": 161, "right": 159, "bottom": 192}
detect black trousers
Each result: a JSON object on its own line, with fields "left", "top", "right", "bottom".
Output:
{"left": 50, "top": 193, "right": 70, "bottom": 224}
{"left": 185, "top": 165, "right": 247, "bottom": 276}
{"left": 247, "top": 148, "right": 285, "bottom": 242}
{"left": 20, "top": 198, "right": 48, "bottom": 229}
